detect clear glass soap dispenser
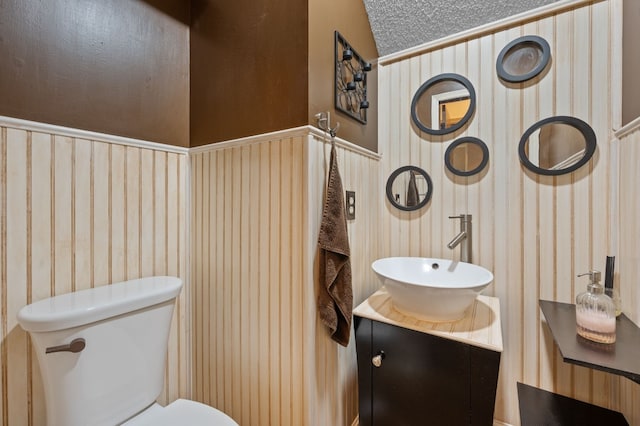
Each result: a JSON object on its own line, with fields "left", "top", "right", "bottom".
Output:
{"left": 575, "top": 270, "right": 616, "bottom": 344}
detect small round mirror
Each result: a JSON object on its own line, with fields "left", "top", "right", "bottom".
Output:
{"left": 411, "top": 73, "right": 476, "bottom": 135}
{"left": 445, "top": 137, "right": 489, "bottom": 176}
{"left": 386, "top": 166, "right": 433, "bottom": 211}
{"left": 518, "top": 116, "right": 596, "bottom": 175}
{"left": 497, "top": 35, "right": 551, "bottom": 83}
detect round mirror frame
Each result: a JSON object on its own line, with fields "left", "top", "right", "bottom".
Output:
{"left": 496, "top": 35, "right": 551, "bottom": 83}
{"left": 410, "top": 73, "right": 476, "bottom": 136}
{"left": 385, "top": 165, "right": 433, "bottom": 212}
{"left": 444, "top": 137, "right": 490, "bottom": 177}
{"left": 518, "top": 116, "right": 596, "bottom": 176}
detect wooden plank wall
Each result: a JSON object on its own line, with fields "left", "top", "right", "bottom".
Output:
{"left": 0, "top": 120, "right": 189, "bottom": 426}
{"left": 616, "top": 120, "right": 640, "bottom": 423}
{"left": 190, "top": 129, "right": 381, "bottom": 426}
{"left": 306, "top": 134, "right": 381, "bottom": 426}
{"left": 377, "top": 0, "right": 638, "bottom": 424}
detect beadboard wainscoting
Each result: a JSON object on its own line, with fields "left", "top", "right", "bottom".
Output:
{"left": 616, "top": 117, "right": 640, "bottom": 423}
{"left": 377, "top": 0, "right": 637, "bottom": 424}
{"left": 0, "top": 118, "right": 189, "bottom": 425}
{"left": 190, "top": 128, "right": 381, "bottom": 426}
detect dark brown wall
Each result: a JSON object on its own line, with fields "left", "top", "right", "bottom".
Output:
{"left": 190, "top": 0, "right": 309, "bottom": 146}
{"left": 309, "top": 0, "right": 378, "bottom": 152}
{"left": 623, "top": 0, "right": 640, "bottom": 125}
{"left": 0, "top": 0, "right": 190, "bottom": 147}
{"left": 1, "top": 0, "right": 378, "bottom": 149}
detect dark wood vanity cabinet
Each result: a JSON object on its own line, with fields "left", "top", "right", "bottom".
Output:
{"left": 355, "top": 316, "right": 501, "bottom": 426}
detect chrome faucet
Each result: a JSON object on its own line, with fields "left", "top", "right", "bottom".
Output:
{"left": 447, "top": 214, "right": 472, "bottom": 263}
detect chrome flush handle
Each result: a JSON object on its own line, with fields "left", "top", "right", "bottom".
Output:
{"left": 45, "top": 338, "right": 86, "bottom": 354}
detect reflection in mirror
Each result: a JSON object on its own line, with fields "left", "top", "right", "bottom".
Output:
{"left": 519, "top": 116, "right": 596, "bottom": 176}
{"left": 497, "top": 35, "right": 551, "bottom": 83}
{"left": 445, "top": 137, "right": 489, "bottom": 176}
{"left": 411, "top": 73, "right": 476, "bottom": 135}
{"left": 386, "top": 166, "right": 433, "bottom": 211}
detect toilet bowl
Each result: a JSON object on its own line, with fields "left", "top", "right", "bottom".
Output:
{"left": 123, "top": 400, "right": 237, "bottom": 425}
{"left": 17, "top": 276, "right": 237, "bottom": 426}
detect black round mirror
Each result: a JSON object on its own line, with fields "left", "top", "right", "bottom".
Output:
{"left": 445, "top": 137, "right": 489, "bottom": 176}
{"left": 497, "top": 35, "right": 551, "bottom": 83}
{"left": 518, "top": 116, "right": 596, "bottom": 175}
{"left": 386, "top": 166, "right": 433, "bottom": 211}
{"left": 411, "top": 73, "right": 476, "bottom": 135}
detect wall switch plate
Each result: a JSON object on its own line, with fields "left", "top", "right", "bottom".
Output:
{"left": 346, "top": 190, "right": 356, "bottom": 220}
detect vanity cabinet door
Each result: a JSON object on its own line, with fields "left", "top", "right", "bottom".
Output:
{"left": 355, "top": 317, "right": 471, "bottom": 425}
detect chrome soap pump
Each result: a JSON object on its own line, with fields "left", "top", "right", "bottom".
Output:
{"left": 575, "top": 270, "right": 616, "bottom": 344}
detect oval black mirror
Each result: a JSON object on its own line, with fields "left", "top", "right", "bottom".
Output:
{"left": 386, "top": 166, "right": 433, "bottom": 211}
{"left": 445, "top": 137, "right": 489, "bottom": 176}
{"left": 411, "top": 73, "right": 476, "bottom": 135}
{"left": 518, "top": 116, "right": 596, "bottom": 175}
{"left": 497, "top": 35, "right": 551, "bottom": 83}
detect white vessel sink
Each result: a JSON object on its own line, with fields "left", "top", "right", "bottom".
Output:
{"left": 371, "top": 257, "right": 494, "bottom": 322}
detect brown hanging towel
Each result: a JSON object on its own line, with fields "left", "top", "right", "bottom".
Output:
{"left": 317, "top": 143, "right": 353, "bottom": 347}
{"left": 406, "top": 170, "right": 419, "bottom": 207}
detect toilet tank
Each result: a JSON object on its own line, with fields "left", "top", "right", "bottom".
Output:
{"left": 17, "top": 276, "right": 183, "bottom": 426}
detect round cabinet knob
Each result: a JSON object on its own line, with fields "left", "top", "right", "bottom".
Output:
{"left": 372, "top": 351, "right": 385, "bottom": 367}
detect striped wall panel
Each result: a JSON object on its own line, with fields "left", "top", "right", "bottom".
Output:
{"left": 377, "top": 0, "right": 637, "bottom": 424}
{"left": 190, "top": 130, "right": 381, "bottom": 426}
{"left": 616, "top": 119, "right": 640, "bottom": 423}
{"left": 0, "top": 122, "right": 189, "bottom": 426}
{"left": 306, "top": 135, "right": 382, "bottom": 426}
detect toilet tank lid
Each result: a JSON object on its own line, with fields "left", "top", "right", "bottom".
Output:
{"left": 17, "top": 276, "right": 183, "bottom": 332}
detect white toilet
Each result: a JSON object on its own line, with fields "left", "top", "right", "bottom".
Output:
{"left": 17, "top": 276, "right": 237, "bottom": 426}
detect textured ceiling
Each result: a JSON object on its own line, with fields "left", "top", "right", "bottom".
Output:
{"left": 363, "top": 0, "right": 559, "bottom": 56}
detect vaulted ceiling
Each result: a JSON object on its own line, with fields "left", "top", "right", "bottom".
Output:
{"left": 362, "top": 0, "right": 559, "bottom": 56}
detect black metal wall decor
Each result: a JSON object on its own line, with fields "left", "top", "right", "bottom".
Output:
{"left": 335, "top": 31, "right": 371, "bottom": 124}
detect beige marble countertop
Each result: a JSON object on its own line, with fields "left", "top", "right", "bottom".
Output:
{"left": 353, "top": 287, "right": 503, "bottom": 353}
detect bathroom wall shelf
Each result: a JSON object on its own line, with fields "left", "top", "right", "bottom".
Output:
{"left": 516, "top": 300, "right": 637, "bottom": 425}
{"left": 517, "top": 382, "right": 628, "bottom": 425}
{"left": 539, "top": 300, "right": 640, "bottom": 384}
